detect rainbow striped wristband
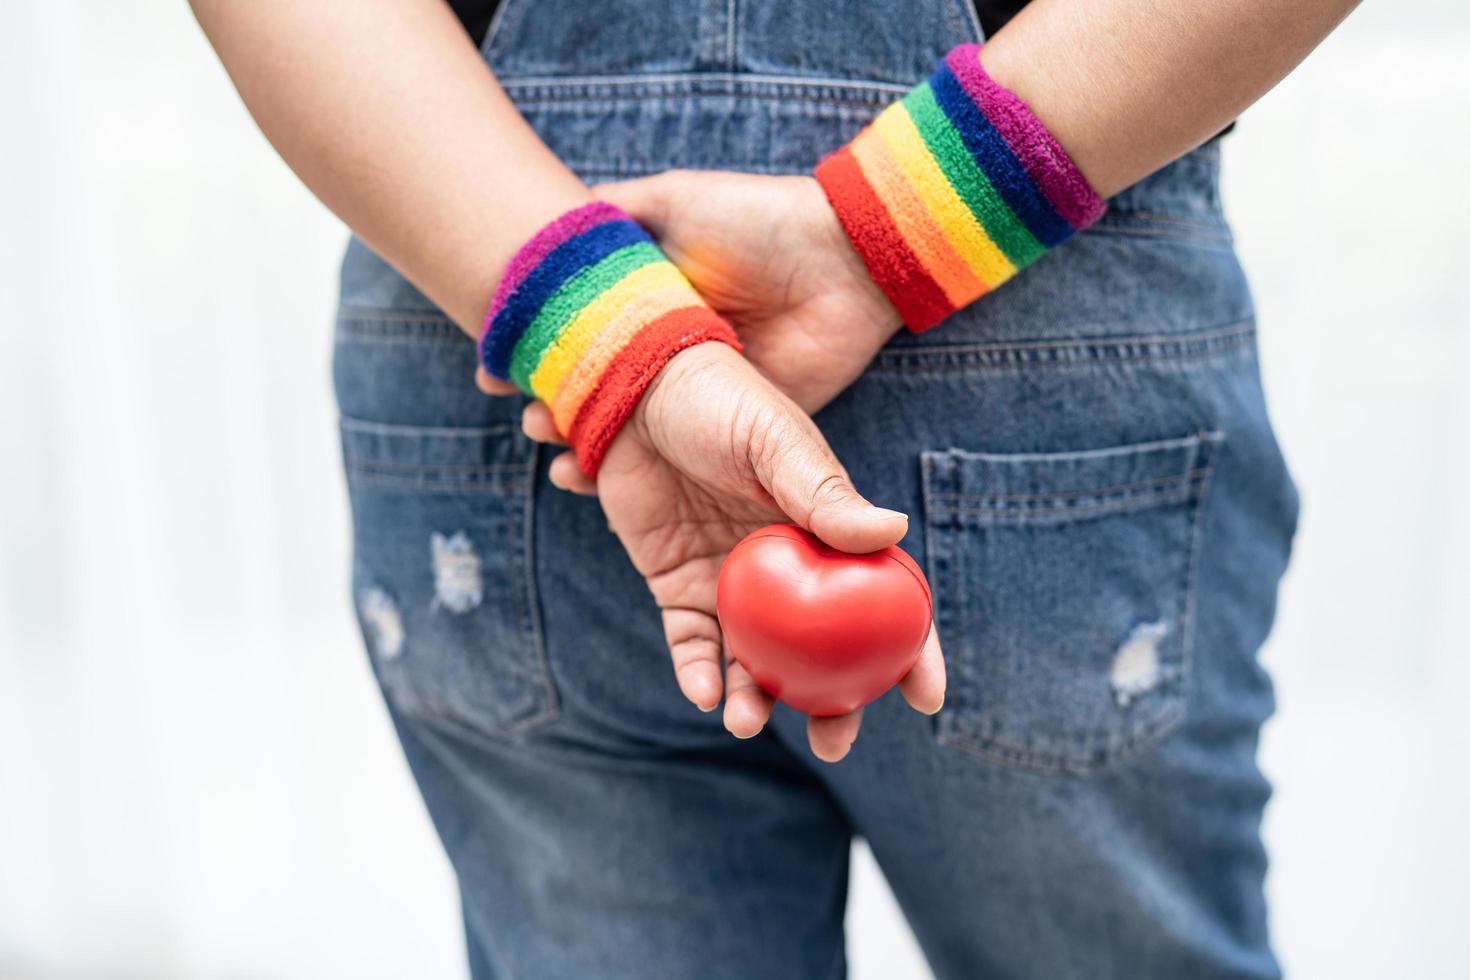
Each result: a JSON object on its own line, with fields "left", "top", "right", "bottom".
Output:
{"left": 479, "top": 202, "right": 740, "bottom": 477}
{"left": 814, "top": 43, "right": 1106, "bottom": 332}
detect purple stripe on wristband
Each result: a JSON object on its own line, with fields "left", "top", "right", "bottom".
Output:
{"left": 944, "top": 44, "right": 1106, "bottom": 230}
{"left": 483, "top": 201, "right": 627, "bottom": 329}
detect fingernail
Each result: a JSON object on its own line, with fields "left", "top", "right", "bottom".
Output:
{"left": 872, "top": 508, "right": 908, "bottom": 522}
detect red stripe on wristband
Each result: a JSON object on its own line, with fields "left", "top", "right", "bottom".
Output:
{"left": 568, "top": 306, "right": 741, "bottom": 477}
{"left": 814, "top": 145, "right": 955, "bottom": 332}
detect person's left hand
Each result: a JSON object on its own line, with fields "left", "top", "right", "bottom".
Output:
{"left": 593, "top": 170, "right": 902, "bottom": 415}
{"left": 475, "top": 171, "right": 902, "bottom": 417}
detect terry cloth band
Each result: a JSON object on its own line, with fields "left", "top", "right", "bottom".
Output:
{"left": 814, "top": 43, "right": 1106, "bottom": 332}
{"left": 479, "top": 201, "right": 741, "bottom": 476}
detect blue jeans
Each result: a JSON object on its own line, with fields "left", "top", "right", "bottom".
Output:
{"left": 334, "top": 2, "right": 1299, "bottom": 977}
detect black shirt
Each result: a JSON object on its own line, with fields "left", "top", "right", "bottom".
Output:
{"left": 448, "top": 1, "right": 1030, "bottom": 50}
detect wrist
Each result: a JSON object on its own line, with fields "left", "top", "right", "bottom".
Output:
{"left": 812, "top": 42, "right": 1105, "bottom": 333}
{"left": 797, "top": 175, "right": 905, "bottom": 348}
{"left": 631, "top": 339, "right": 742, "bottom": 449}
{"left": 478, "top": 202, "right": 740, "bottom": 476}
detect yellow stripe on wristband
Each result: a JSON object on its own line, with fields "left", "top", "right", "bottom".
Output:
{"left": 547, "top": 285, "right": 707, "bottom": 434}
{"left": 529, "top": 260, "right": 691, "bottom": 404}
{"left": 872, "top": 104, "right": 1017, "bottom": 289}
{"left": 849, "top": 117, "right": 985, "bottom": 307}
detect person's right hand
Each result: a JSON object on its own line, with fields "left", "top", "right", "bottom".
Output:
{"left": 520, "top": 340, "right": 945, "bottom": 762}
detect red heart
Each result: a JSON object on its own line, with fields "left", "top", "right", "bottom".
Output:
{"left": 716, "top": 524, "right": 933, "bottom": 717}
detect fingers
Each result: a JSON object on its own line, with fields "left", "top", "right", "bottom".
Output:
{"left": 661, "top": 607, "right": 724, "bottom": 712}
{"left": 807, "top": 707, "right": 863, "bottom": 763}
{"left": 476, "top": 367, "right": 519, "bottom": 396}
{"left": 899, "top": 621, "right": 946, "bottom": 715}
{"left": 524, "top": 404, "right": 599, "bottom": 493}
{"left": 485, "top": 386, "right": 597, "bottom": 495}
{"left": 590, "top": 173, "right": 675, "bottom": 235}
{"left": 521, "top": 401, "right": 564, "bottom": 445}
{"left": 722, "top": 654, "right": 774, "bottom": 740}
{"left": 725, "top": 642, "right": 863, "bottom": 761}
{"left": 548, "top": 450, "right": 598, "bottom": 496}
{"left": 753, "top": 416, "right": 908, "bottom": 554}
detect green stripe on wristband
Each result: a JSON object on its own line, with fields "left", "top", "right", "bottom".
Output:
{"left": 902, "top": 83, "right": 1045, "bottom": 268}
{"left": 510, "top": 241, "right": 664, "bottom": 390}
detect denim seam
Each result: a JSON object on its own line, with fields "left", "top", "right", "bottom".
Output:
{"left": 499, "top": 72, "right": 912, "bottom": 97}
{"left": 344, "top": 458, "right": 529, "bottom": 474}
{"left": 340, "top": 416, "right": 516, "bottom": 438}
{"left": 726, "top": 0, "right": 737, "bottom": 72}
{"left": 872, "top": 320, "right": 1256, "bottom": 371}
{"left": 482, "top": 0, "right": 530, "bottom": 67}
{"left": 1084, "top": 224, "right": 1234, "bottom": 249}
{"left": 929, "top": 477, "right": 1205, "bottom": 522}
{"left": 929, "top": 432, "right": 1213, "bottom": 463}
{"left": 334, "top": 314, "right": 1254, "bottom": 368}
{"left": 335, "top": 314, "right": 1253, "bottom": 370}
{"left": 343, "top": 471, "right": 529, "bottom": 494}
{"left": 1100, "top": 209, "right": 1228, "bottom": 230}
{"left": 334, "top": 315, "right": 466, "bottom": 344}
{"left": 936, "top": 702, "right": 1189, "bottom": 776}
{"left": 571, "top": 162, "right": 819, "bottom": 179}
{"left": 928, "top": 466, "right": 1213, "bottom": 504}
{"left": 337, "top": 307, "right": 459, "bottom": 322}
{"left": 873, "top": 341, "right": 1253, "bottom": 373}
{"left": 511, "top": 92, "right": 892, "bottom": 112}
{"left": 516, "top": 439, "right": 562, "bottom": 735}
{"left": 1179, "top": 434, "right": 1223, "bottom": 739}
{"left": 952, "top": 0, "right": 984, "bottom": 41}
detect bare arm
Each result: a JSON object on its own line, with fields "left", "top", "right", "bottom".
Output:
{"left": 983, "top": 0, "right": 1361, "bottom": 197}
{"left": 588, "top": 0, "right": 1362, "bottom": 410}
{"left": 188, "top": 0, "right": 587, "bottom": 333}
{"left": 190, "top": 0, "right": 944, "bottom": 759}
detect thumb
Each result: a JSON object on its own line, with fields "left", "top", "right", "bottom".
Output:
{"left": 591, "top": 172, "right": 677, "bottom": 236}
{"left": 753, "top": 414, "right": 908, "bottom": 554}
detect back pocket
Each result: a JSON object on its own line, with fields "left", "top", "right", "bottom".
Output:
{"left": 341, "top": 416, "right": 557, "bottom": 739}
{"left": 922, "top": 432, "right": 1222, "bottom": 774}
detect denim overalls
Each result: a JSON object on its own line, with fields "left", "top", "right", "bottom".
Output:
{"left": 334, "top": 2, "right": 1298, "bottom": 976}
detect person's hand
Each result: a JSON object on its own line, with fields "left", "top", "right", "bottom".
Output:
{"left": 516, "top": 341, "right": 945, "bottom": 762}
{"left": 592, "top": 171, "right": 901, "bottom": 415}
{"left": 473, "top": 171, "right": 896, "bottom": 451}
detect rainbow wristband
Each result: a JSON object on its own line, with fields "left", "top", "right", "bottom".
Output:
{"left": 814, "top": 43, "right": 1106, "bottom": 332}
{"left": 479, "top": 202, "right": 740, "bottom": 477}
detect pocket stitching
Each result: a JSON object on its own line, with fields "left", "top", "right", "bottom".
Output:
{"left": 872, "top": 321, "right": 1256, "bottom": 373}
{"left": 340, "top": 415, "right": 534, "bottom": 491}
{"left": 344, "top": 426, "right": 558, "bottom": 738}
{"left": 510, "top": 440, "right": 560, "bottom": 736}
{"left": 342, "top": 469, "right": 529, "bottom": 495}
{"left": 926, "top": 434, "right": 1223, "bottom": 774}
{"left": 928, "top": 477, "right": 1206, "bottom": 523}
{"left": 927, "top": 466, "right": 1210, "bottom": 505}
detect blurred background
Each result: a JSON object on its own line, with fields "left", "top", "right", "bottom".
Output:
{"left": 2, "top": 1, "right": 1467, "bottom": 977}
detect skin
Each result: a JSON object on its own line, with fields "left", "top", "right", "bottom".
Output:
{"left": 191, "top": 0, "right": 1358, "bottom": 760}
{"left": 594, "top": 343, "right": 945, "bottom": 760}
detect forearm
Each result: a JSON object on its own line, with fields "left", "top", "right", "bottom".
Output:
{"left": 810, "top": 0, "right": 1359, "bottom": 331}
{"left": 189, "top": 0, "right": 587, "bottom": 333}
{"left": 982, "top": 0, "right": 1361, "bottom": 197}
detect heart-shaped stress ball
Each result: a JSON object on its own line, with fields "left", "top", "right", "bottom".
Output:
{"left": 716, "top": 524, "right": 933, "bottom": 716}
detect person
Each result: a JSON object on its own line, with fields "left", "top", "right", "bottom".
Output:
{"left": 191, "top": 0, "right": 1353, "bottom": 975}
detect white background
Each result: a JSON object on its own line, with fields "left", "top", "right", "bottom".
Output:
{"left": 2, "top": 2, "right": 1467, "bottom": 977}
